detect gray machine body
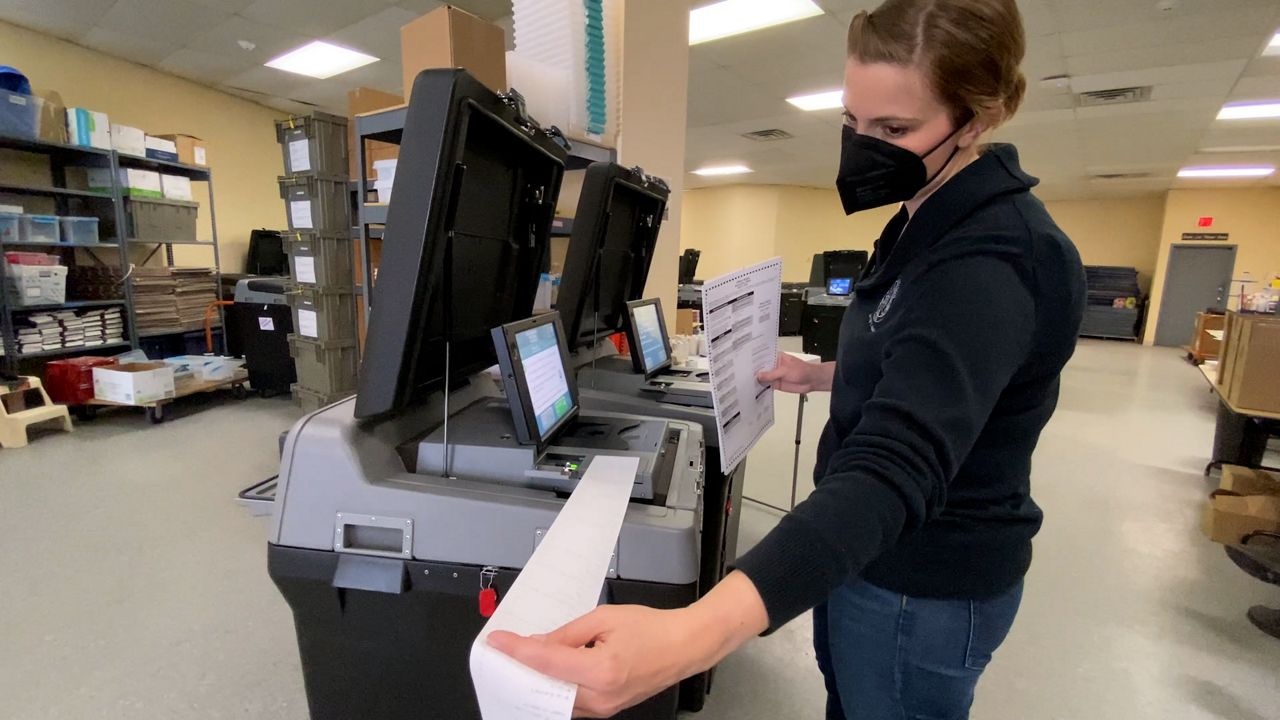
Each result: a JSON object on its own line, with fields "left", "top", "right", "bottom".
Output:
{"left": 234, "top": 278, "right": 289, "bottom": 305}
{"left": 269, "top": 373, "right": 704, "bottom": 586}
{"left": 807, "top": 292, "right": 854, "bottom": 308}
{"left": 415, "top": 400, "right": 699, "bottom": 505}
{"left": 575, "top": 342, "right": 714, "bottom": 410}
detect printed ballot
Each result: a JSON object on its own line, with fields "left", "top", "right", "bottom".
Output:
{"left": 702, "top": 258, "right": 783, "bottom": 472}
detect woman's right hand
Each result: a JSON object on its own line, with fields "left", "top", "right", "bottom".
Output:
{"left": 756, "top": 353, "right": 834, "bottom": 394}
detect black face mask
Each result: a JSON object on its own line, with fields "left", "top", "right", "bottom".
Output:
{"left": 835, "top": 123, "right": 965, "bottom": 215}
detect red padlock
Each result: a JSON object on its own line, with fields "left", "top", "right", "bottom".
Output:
{"left": 478, "top": 587, "right": 499, "bottom": 618}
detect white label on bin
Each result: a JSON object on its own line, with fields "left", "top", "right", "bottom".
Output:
{"left": 9, "top": 95, "right": 26, "bottom": 106}
{"left": 194, "top": 146, "right": 207, "bottom": 165}
{"left": 295, "top": 256, "right": 317, "bottom": 284}
{"left": 25, "top": 287, "right": 39, "bottom": 298}
{"left": 288, "top": 138, "right": 311, "bottom": 173}
{"left": 298, "top": 309, "right": 318, "bottom": 338}
{"left": 290, "top": 200, "right": 313, "bottom": 229}
{"left": 259, "top": 317, "right": 275, "bottom": 331}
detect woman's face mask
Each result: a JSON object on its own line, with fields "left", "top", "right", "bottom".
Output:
{"left": 835, "top": 122, "right": 964, "bottom": 215}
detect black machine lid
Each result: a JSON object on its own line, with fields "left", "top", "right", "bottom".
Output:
{"left": 354, "top": 69, "right": 568, "bottom": 419}
{"left": 555, "top": 163, "right": 670, "bottom": 352}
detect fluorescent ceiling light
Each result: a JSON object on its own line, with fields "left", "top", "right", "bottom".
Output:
{"left": 690, "top": 0, "right": 823, "bottom": 45}
{"left": 265, "top": 41, "right": 378, "bottom": 79}
{"left": 787, "top": 90, "right": 844, "bottom": 111}
{"left": 692, "top": 165, "right": 754, "bottom": 176}
{"left": 1217, "top": 102, "right": 1280, "bottom": 120}
{"left": 1177, "top": 166, "right": 1275, "bottom": 178}
{"left": 1264, "top": 31, "right": 1280, "bottom": 56}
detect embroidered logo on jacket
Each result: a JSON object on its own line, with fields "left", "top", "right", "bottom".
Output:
{"left": 868, "top": 278, "right": 901, "bottom": 332}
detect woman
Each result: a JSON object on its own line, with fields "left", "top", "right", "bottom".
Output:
{"left": 490, "top": 0, "right": 1086, "bottom": 717}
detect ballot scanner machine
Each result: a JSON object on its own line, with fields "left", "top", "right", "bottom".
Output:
{"left": 549, "top": 163, "right": 746, "bottom": 705}
{"left": 267, "top": 70, "right": 706, "bottom": 720}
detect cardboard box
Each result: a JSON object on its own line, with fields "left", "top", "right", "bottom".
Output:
{"left": 676, "top": 309, "right": 700, "bottom": 336}
{"left": 347, "top": 87, "right": 403, "bottom": 180}
{"left": 4, "top": 263, "right": 67, "bottom": 306}
{"left": 88, "top": 168, "right": 163, "bottom": 198}
{"left": 1202, "top": 466, "right": 1280, "bottom": 545}
{"left": 66, "top": 107, "right": 111, "bottom": 149}
{"left": 401, "top": 5, "right": 507, "bottom": 99}
{"left": 110, "top": 124, "right": 146, "bottom": 157}
{"left": 92, "top": 362, "right": 176, "bottom": 405}
{"left": 145, "top": 135, "right": 179, "bottom": 162}
{"left": 161, "top": 174, "right": 194, "bottom": 201}
{"left": 156, "top": 134, "right": 207, "bottom": 166}
{"left": 1217, "top": 312, "right": 1280, "bottom": 414}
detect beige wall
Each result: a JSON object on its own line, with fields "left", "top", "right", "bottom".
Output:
{"left": 0, "top": 20, "right": 286, "bottom": 271}
{"left": 682, "top": 185, "right": 1165, "bottom": 287}
{"left": 617, "top": 0, "right": 689, "bottom": 325}
{"left": 1041, "top": 196, "right": 1166, "bottom": 293}
{"left": 681, "top": 184, "right": 896, "bottom": 282}
{"left": 1144, "top": 187, "right": 1280, "bottom": 345}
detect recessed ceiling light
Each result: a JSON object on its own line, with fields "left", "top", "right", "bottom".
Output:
{"left": 692, "top": 165, "right": 754, "bottom": 176}
{"left": 787, "top": 90, "right": 844, "bottom": 111}
{"left": 1264, "top": 30, "right": 1280, "bottom": 57}
{"left": 1177, "top": 166, "right": 1276, "bottom": 178}
{"left": 265, "top": 41, "right": 378, "bottom": 80}
{"left": 1217, "top": 102, "right": 1280, "bottom": 120}
{"left": 690, "top": 0, "right": 823, "bottom": 45}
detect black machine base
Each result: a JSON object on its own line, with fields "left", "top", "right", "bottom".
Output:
{"left": 269, "top": 545, "right": 700, "bottom": 720}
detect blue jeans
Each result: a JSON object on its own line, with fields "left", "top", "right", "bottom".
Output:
{"left": 813, "top": 578, "right": 1023, "bottom": 720}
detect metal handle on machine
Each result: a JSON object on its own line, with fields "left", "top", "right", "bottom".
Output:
{"left": 333, "top": 513, "right": 414, "bottom": 559}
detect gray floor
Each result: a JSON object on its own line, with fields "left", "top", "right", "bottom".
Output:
{"left": 1, "top": 339, "right": 1277, "bottom": 719}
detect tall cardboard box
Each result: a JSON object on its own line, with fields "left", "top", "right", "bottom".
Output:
{"left": 1217, "top": 312, "right": 1280, "bottom": 414}
{"left": 347, "top": 87, "right": 403, "bottom": 181}
{"left": 401, "top": 6, "right": 507, "bottom": 99}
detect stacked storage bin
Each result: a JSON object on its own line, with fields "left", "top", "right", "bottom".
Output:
{"left": 275, "top": 112, "right": 359, "bottom": 413}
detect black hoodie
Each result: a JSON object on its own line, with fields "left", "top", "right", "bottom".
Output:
{"left": 735, "top": 144, "right": 1086, "bottom": 630}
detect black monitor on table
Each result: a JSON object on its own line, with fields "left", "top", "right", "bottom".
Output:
{"left": 554, "top": 163, "right": 670, "bottom": 353}
{"left": 625, "top": 297, "right": 673, "bottom": 379}
{"left": 826, "top": 277, "right": 853, "bottom": 296}
{"left": 354, "top": 69, "right": 567, "bottom": 419}
{"left": 491, "top": 312, "right": 579, "bottom": 452}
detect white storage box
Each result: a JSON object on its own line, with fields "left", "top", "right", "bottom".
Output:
{"left": 93, "top": 363, "right": 176, "bottom": 405}
{"left": 162, "top": 355, "right": 244, "bottom": 382}
{"left": 145, "top": 135, "right": 179, "bottom": 162}
{"left": 3, "top": 263, "right": 67, "bottom": 306}
{"left": 375, "top": 179, "right": 393, "bottom": 204}
{"left": 110, "top": 124, "right": 146, "bottom": 157}
{"left": 88, "top": 168, "right": 163, "bottom": 198}
{"left": 66, "top": 107, "right": 111, "bottom": 149}
{"left": 161, "top": 174, "right": 194, "bottom": 201}
{"left": 373, "top": 158, "right": 398, "bottom": 181}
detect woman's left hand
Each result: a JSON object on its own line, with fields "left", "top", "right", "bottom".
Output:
{"left": 487, "top": 604, "right": 704, "bottom": 718}
{"left": 487, "top": 571, "right": 770, "bottom": 718}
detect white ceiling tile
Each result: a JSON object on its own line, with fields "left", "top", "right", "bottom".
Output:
{"left": 687, "top": 64, "right": 791, "bottom": 128}
{"left": 240, "top": 0, "right": 394, "bottom": 40}
{"left": 1069, "top": 60, "right": 1249, "bottom": 94}
{"left": 186, "top": 0, "right": 256, "bottom": 11}
{"left": 156, "top": 48, "right": 258, "bottom": 86}
{"left": 445, "top": 0, "right": 513, "bottom": 21}
{"left": 97, "top": 0, "right": 232, "bottom": 45}
{"left": 1049, "top": 0, "right": 1278, "bottom": 34}
{"left": 223, "top": 64, "right": 312, "bottom": 101}
{"left": 80, "top": 26, "right": 181, "bottom": 66}
{"left": 0, "top": 0, "right": 112, "bottom": 42}
{"left": 1017, "top": 0, "right": 1059, "bottom": 37}
{"left": 1229, "top": 75, "right": 1280, "bottom": 102}
{"left": 1060, "top": 7, "right": 1279, "bottom": 57}
{"left": 1198, "top": 124, "right": 1280, "bottom": 149}
{"left": 186, "top": 15, "right": 310, "bottom": 64}
{"left": 395, "top": 0, "right": 446, "bottom": 16}
{"left": 327, "top": 6, "right": 419, "bottom": 57}
{"left": 1065, "top": 37, "right": 1255, "bottom": 77}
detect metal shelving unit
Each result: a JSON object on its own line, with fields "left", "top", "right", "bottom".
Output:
{"left": 352, "top": 105, "right": 615, "bottom": 321}
{"left": 113, "top": 153, "right": 225, "bottom": 355}
{"left": 0, "top": 134, "right": 224, "bottom": 370}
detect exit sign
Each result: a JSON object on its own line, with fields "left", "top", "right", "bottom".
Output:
{"left": 1198, "top": 216, "right": 1214, "bottom": 227}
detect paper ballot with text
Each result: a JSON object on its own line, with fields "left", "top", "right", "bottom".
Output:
{"left": 470, "top": 455, "right": 640, "bottom": 720}
{"left": 702, "top": 258, "right": 783, "bottom": 472}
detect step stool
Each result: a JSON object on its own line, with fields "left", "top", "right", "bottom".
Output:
{"left": 0, "top": 376, "right": 73, "bottom": 449}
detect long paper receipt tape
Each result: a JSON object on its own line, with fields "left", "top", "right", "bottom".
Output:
{"left": 470, "top": 455, "right": 639, "bottom": 719}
